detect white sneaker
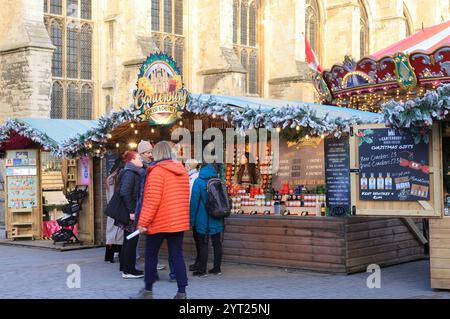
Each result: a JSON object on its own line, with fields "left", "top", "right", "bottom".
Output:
{"left": 157, "top": 264, "right": 166, "bottom": 270}
{"left": 122, "top": 272, "right": 144, "bottom": 279}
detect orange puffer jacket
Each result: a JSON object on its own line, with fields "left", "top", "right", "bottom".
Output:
{"left": 138, "top": 160, "right": 190, "bottom": 235}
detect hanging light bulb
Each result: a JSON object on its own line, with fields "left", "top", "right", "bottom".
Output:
{"left": 305, "top": 134, "right": 310, "bottom": 140}
{"left": 320, "top": 134, "right": 325, "bottom": 139}
{"left": 130, "top": 123, "right": 135, "bottom": 129}
{"left": 88, "top": 143, "right": 93, "bottom": 149}
{"left": 134, "top": 129, "right": 139, "bottom": 135}
{"left": 151, "top": 128, "right": 155, "bottom": 134}
{"left": 107, "top": 133, "right": 112, "bottom": 139}
{"left": 276, "top": 127, "right": 281, "bottom": 133}
{"left": 116, "top": 143, "right": 120, "bottom": 148}
{"left": 179, "top": 121, "right": 183, "bottom": 126}
{"left": 129, "top": 142, "right": 137, "bottom": 149}
{"left": 296, "top": 126, "right": 301, "bottom": 131}
{"left": 212, "top": 114, "right": 217, "bottom": 119}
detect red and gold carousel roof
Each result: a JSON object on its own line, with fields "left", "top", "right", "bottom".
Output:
{"left": 315, "top": 20, "right": 450, "bottom": 111}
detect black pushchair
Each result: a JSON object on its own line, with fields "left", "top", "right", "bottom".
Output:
{"left": 51, "top": 186, "right": 88, "bottom": 246}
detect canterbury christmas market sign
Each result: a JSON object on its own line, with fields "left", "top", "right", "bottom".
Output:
{"left": 133, "top": 53, "right": 187, "bottom": 126}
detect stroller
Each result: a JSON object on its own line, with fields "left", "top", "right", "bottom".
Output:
{"left": 51, "top": 186, "right": 88, "bottom": 246}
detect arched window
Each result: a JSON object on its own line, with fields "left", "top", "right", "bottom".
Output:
{"left": 403, "top": 4, "right": 413, "bottom": 37}
{"left": 51, "top": 82, "right": 64, "bottom": 119}
{"left": 152, "top": 0, "right": 185, "bottom": 73}
{"left": 50, "top": 21, "right": 63, "bottom": 77}
{"left": 80, "top": 84, "right": 93, "bottom": 120}
{"left": 233, "top": 1, "right": 261, "bottom": 95}
{"left": 45, "top": 0, "right": 94, "bottom": 119}
{"left": 305, "top": 0, "right": 320, "bottom": 55}
{"left": 67, "top": 83, "right": 80, "bottom": 119}
{"left": 66, "top": 25, "right": 79, "bottom": 78}
{"left": 80, "top": 24, "right": 92, "bottom": 80}
{"left": 359, "top": 0, "right": 369, "bottom": 58}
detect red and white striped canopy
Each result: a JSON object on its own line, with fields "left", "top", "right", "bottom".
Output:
{"left": 370, "top": 19, "right": 450, "bottom": 60}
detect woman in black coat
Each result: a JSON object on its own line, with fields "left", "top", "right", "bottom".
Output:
{"left": 117, "top": 151, "right": 144, "bottom": 278}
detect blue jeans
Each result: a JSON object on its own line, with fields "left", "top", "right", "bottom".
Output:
{"left": 145, "top": 232, "right": 188, "bottom": 291}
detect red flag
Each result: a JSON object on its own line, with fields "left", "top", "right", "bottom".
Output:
{"left": 305, "top": 36, "right": 323, "bottom": 73}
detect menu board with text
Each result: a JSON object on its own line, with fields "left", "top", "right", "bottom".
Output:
{"left": 325, "top": 136, "right": 350, "bottom": 215}
{"left": 358, "top": 128, "right": 430, "bottom": 201}
{"left": 272, "top": 138, "right": 325, "bottom": 189}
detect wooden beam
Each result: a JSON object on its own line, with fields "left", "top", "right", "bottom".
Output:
{"left": 402, "top": 217, "right": 428, "bottom": 245}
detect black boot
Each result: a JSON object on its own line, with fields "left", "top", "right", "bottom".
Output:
{"left": 104, "top": 245, "right": 114, "bottom": 263}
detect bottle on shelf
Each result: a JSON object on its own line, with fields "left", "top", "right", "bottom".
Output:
{"left": 385, "top": 172, "right": 393, "bottom": 190}
{"left": 369, "top": 173, "right": 376, "bottom": 190}
{"left": 360, "top": 173, "right": 368, "bottom": 190}
{"left": 377, "top": 172, "right": 384, "bottom": 190}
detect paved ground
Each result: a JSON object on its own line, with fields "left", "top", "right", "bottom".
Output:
{"left": 0, "top": 245, "right": 449, "bottom": 299}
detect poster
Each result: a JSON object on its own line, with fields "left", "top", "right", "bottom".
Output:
{"left": 272, "top": 138, "right": 325, "bottom": 189}
{"left": 80, "top": 156, "right": 90, "bottom": 185}
{"left": 325, "top": 136, "right": 351, "bottom": 216}
{"left": 106, "top": 153, "right": 120, "bottom": 176}
{"left": 358, "top": 128, "right": 430, "bottom": 201}
{"left": 7, "top": 176, "right": 38, "bottom": 209}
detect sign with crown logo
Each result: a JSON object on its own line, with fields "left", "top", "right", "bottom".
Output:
{"left": 133, "top": 53, "right": 187, "bottom": 125}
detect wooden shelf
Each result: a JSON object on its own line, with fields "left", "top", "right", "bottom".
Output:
{"left": 11, "top": 209, "right": 33, "bottom": 213}
{"left": 12, "top": 222, "right": 33, "bottom": 226}
{"left": 12, "top": 234, "right": 34, "bottom": 239}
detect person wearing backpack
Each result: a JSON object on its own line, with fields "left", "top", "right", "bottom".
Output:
{"left": 189, "top": 163, "right": 225, "bottom": 277}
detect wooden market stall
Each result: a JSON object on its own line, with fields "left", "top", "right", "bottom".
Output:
{"left": 313, "top": 21, "right": 450, "bottom": 287}
{"left": 52, "top": 53, "right": 428, "bottom": 274}
{"left": 0, "top": 119, "right": 97, "bottom": 248}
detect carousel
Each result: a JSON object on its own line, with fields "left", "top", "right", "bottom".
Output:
{"left": 314, "top": 19, "right": 450, "bottom": 112}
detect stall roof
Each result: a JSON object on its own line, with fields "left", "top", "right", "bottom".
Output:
{"left": 19, "top": 118, "right": 98, "bottom": 144}
{"left": 191, "top": 94, "right": 382, "bottom": 122}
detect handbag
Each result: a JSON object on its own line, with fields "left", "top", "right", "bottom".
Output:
{"left": 104, "top": 191, "right": 130, "bottom": 225}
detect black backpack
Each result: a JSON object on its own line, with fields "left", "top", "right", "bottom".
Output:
{"left": 205, "top": 178, "right": 231, "bottom": 218}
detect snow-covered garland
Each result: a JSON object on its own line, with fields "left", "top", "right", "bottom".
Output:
{"left": 0, "top": 119, "right": 60, "bottom": 155}
{"left": 381, "top": 83, "right": 450, "bottom": 144}
{"left": 185, "top": 94, "right": 379, "bottom": 136}
{"left": 61, "top": 107, "right": 136, "bottom": 157}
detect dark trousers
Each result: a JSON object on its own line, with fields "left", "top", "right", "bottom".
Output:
{"left": 145, "top": 232, "right": 188, "bottom": 291}
{"left": 192, "top": 227, "right": 201, "bottom": 266}
{"left": 120, "top": 230, "right": 139, "bottom": 273}
{"left": 104, "top": 244, "right": 121, "bottom": 262}
{"left": 197, "top": 232, "right": 222, "bottom": 273}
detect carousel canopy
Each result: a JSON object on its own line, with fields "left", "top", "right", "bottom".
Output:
{"left": 316, "top": 20, "right": 450, "bottom": 110}
{"left": 371, "top": 20, "right": 450, "bottom": 59}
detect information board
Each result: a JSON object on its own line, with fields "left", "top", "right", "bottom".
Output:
{"left": 325, "top": 136, "right": 350, "bottom": 216}
{"left": 358, "top": 128, "right": 430, "bottom": 201}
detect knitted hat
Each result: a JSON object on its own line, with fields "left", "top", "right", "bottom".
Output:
{"left": 137, "top": 140, "right": 153, "bottom": 154}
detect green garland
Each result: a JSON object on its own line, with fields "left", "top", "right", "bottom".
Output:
{"left": 381, "top": 83, "right": 450, "bottom": 143}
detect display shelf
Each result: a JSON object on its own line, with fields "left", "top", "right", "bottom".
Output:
{"left": 12, "top": 222, "right": 33, "bottom": 226}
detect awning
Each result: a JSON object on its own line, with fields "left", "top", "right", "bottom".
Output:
{"left": 191, "top": 94, "right": 382, "bottom": 123}
{"left": 371, "top": 19, "right": 450, "bottom": 59}
{"left": 0, "top": 118, "right": 98, "bottom": 156}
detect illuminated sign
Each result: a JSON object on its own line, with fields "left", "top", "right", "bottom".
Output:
{"left": 133, "top": 53, "right": 187, "bottom": 125}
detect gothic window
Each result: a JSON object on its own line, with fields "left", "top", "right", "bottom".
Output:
{"left": 152, "top": 0, "right": 161, "bottom": 31}
{"left": 67, "top": 84, "right": 80, "bottom": 119}
{"left": 50, "top": 0, "right": 62, "bottom": 15}
{"left": 359, "top": 0, "right": 369, "bottom": 58}
{"left": 81, "top": 0, "right": 91, "bottom": 19}
{"left": 51, "top": 82, "right": 64, "bottom": 119}
{"left": 50, "top": 21, "right": 63, "bottom": 77}
{"left": 81, "top": 24, "right": 92, "bottom": 80}
{"left": 152, "top": 0, "right": 185, "bottom": 74}
{"left": 80, "top": 84, "right": 93, "bottom": 120}
{"left": 305, "top": 0, "right": 320, "bottom": 55}
{"left": 45, "top": 0, "right": 94, "bottom": 119}
{"left": 67, "top": 26, "right": 79, "bottom": 78}
{"left": 164, "top": 0, "right": 173, "bottom": 33}
{"left": 233, "top": 1, "right": 261, "bottom": 95}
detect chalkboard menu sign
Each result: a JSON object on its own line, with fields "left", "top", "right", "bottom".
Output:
{"left": 358, "top": 128, "right": 430, "bottom": 201}
{"left": 105, "top": 153, "right": 120, "bottom": 176}
{"left": 325, "top": 136, "right": 350, "bottom": 216}
{"left": 272, "top": 138, "right": 325, "bottom": 189}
